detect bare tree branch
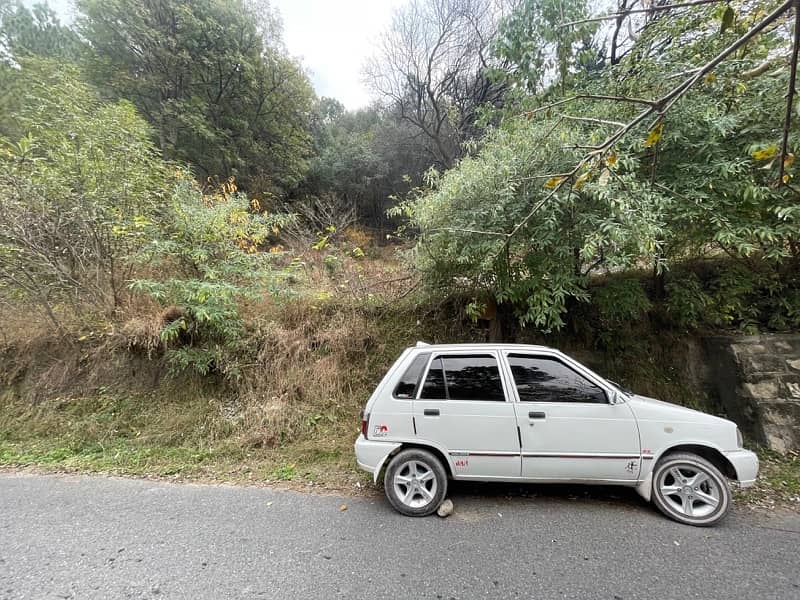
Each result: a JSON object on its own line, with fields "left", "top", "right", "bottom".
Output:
{"left": 520, "top": 94, "right": 656, "bottom": 119}
{"left": 780, "top": 0, "right": 800, "bottom": 186}
{"left": 559, "top": 0, "right": 727, "bottom": 29}
{"left": 557, "top": 114, "right": 627, "bottom": 128}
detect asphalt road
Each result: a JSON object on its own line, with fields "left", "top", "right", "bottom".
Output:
{"left": 1, "top": 473, "right": 798, "bottom": 600}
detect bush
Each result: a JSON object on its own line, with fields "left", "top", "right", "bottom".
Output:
{"left": 665, "top": 272, "right": 712, "bottom": 330}
{"left": 130, "top": 177, "right": 294, "bottom": 377}
{"left": 593, "top": 277, "right": 652, "bottom": 325}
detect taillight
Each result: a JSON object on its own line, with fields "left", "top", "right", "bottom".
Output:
{"left": 361, "top": 411, "right": 369, "bottom": 438}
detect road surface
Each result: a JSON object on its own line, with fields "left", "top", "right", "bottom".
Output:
{"left": 1, "top": 472, "right": 798, "bottom": 599}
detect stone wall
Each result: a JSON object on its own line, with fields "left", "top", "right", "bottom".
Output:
{"left": 704, "top": 334, "right": 800, "bottom": 453}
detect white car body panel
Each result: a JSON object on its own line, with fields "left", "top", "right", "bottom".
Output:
{"left": 354, "top": 343, "right": 759, "bottom": 497}
{"left": 415, "top": 398, "right": 521, "bottom": 478}
{"left": 517, "top": 401, "right": 642, "bottom": 480}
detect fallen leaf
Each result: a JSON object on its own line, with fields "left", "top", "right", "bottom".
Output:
{"left": 339, "top": 504, "right": 348, "bottom": 511}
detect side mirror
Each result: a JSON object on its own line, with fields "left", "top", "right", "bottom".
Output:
{"left": 609, "top": 390, "right": 626, "bottom": 405}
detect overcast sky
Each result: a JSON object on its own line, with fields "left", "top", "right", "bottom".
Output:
{"left": 272, "top": 0, "right": 405, "bottom": 109}
{"left": 26, "top": 0, "right": 404, "bottom": 110}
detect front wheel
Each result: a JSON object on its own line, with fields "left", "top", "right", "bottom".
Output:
{"left": 651, "top": 452, "right": 731, "bottom": 526}
{"left": 384, "top": 448, "right": 447, "bottom": 517}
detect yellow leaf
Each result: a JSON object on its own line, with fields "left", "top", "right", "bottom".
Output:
{"left": 573, "top": 172, "right": 590, "bottom": 190}
{"left": 784, "top": 153, "right": 795, "bottom": 169}
{"left": 752, "top": 145, "right": 778, "bottom": 161}
{"left": 644, "top": 123, "right": 663, "bottom": 148}
{"left": 606, "top": 151, "right": 617, "bottom": 167}
{"left": 783, "top": 173, "right": 793, "bottom": 184}
{"left": 544, "top": 176, "right": 563, "bottom": 189}
{"left": 704, "top": 73, "right": 717, "bottom": 84}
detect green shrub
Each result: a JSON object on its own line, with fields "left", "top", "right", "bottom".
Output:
{"left": 593, "top": 277, "right": 651, "bottom": 325}
{"left": 130, "top": 177, "right": 294, "bottom": 377}
{"left": 665, "top": 272, "right": 712, "bottom": 329}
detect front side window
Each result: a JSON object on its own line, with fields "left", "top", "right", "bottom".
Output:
{"left": 419, "top": 354, "right": 505, "bottom": 401}
{"left": 508, "top": 354, "right": 607, "bottom": 404}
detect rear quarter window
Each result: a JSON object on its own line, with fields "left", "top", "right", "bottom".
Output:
{"left": 393, "top": 352, "right": 430, "bottom": 399}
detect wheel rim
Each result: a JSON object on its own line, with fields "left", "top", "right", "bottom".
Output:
{"left": 656, "top": 463, "right": 722, "bottom": 519}
{"left": 392, "top": 460, "right": 438, "bottom": 509}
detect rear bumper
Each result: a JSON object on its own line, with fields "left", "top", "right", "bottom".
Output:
{"left": 354, "top": 435, "right": 401, "bottom": 482}
{"left": 725, "top": 449, "right": 759, "bottom": 488}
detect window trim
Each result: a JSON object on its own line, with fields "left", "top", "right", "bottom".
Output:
{"left": 502, "top": 351, "right": 611, "bottom": 404}
{"left": 415, "top": 350, "right": 511, "bottom": 402}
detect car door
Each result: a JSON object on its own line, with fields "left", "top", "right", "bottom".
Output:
{"left": 413, "top": 351, "right": 521, "bottom": 479}
{"left": 502, "top": 352, "right": 641, "bottom": 481}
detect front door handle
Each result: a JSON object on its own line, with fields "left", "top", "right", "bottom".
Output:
{"left": 528, "top": 411, "right": 546, "bottom": 419}
{"left": 424, "top": 409, "right": 440, "bottom": 417}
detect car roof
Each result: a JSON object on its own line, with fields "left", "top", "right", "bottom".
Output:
{"left": 410, "top": 342, "right": 558, "bottom": 353}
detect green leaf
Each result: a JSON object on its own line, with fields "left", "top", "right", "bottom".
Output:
{"left": 721, "top": 6, "right": 735, "bottom": 34}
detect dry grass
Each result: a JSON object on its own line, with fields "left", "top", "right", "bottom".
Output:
{"left": 230, "top": 300, "right": 387, "bottom": 451}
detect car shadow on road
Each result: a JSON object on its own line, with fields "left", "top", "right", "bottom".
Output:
{"left": 445, "top": 480, "right": 650, "bottom": 512}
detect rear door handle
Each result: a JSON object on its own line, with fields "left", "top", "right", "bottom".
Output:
{"left": 528, "top": 411, "right": 546, "bottom": 419}
{"left": 423, "top": 409, "right": 440, "bottom": 417}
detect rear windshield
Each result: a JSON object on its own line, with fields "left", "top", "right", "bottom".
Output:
{"left": 393, "top": 352, "right": 430, "bottom": 399}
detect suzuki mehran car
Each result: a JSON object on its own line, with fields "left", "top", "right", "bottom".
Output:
{"left": 354, "top": 343, "right": 758, "bottom": 526}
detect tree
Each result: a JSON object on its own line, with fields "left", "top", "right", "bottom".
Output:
{"left": 365, "top": 0, "right": 512, "bottom": 169}
{"left": 77, "top": 0, "right": 315, "bottom": 191}
{"left": 0, "top": 60, "right": 170, "bottom": 330}
{"left": 295, "top": 99, "right": 434, "bottom": 239}
{"left": 0, "top": 1, "right": 84, "bottom": 62}
{"left": 493, "top": 0, "right": 599, "bottom": 93}
{"left": 399, "top": 0, "right": 800, "bottom": 330}
{"left": 0, "top": 1, "right": 86, "bottom": 140}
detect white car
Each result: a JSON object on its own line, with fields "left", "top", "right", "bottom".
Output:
{"left": 354, "top": 343, "right": 759, "bottom": 526}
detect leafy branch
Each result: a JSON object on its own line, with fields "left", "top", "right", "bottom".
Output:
{"left": 498, "top": 0, "right": 795, "bottom": 253}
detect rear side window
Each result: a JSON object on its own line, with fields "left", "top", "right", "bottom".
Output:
{"left": 420, "top": 354, "right": 506, "bottom": 401}
{"left": 393, "top": 353, "right": 430, "bottom": 399}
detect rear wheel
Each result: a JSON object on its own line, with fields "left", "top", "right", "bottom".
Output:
{"left": 384, "top": 448, "right": 447, "bottom": 517}
{"left": 651, "top": 452, "right": 731, "bottom": 526}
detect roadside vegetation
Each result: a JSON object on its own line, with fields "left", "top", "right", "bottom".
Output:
{"left": 1, "top": 0, "right": 799, "bottom": 506}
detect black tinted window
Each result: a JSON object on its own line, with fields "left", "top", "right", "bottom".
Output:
{"left": 508, "top": 355, "right": 606, "bottom": 404}
{"left": 394, "top": 353, "right": 430, "bottom": 399}
{"left": 420, "top": 354, "right": 505, "bottom": 401}
{"left": 420, "top": 358, "right": 446, "bottom": 399}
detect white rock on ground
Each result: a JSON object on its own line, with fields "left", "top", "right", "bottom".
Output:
{"left": 437, "top": 499, "right": 453, "bottom": 518}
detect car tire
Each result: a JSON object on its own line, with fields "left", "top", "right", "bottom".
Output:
{"left": 384, "top": 448, "right": 448, "bottom": 517}
{"left": 651, "top": 452, "right": 732, "bottom": 526}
